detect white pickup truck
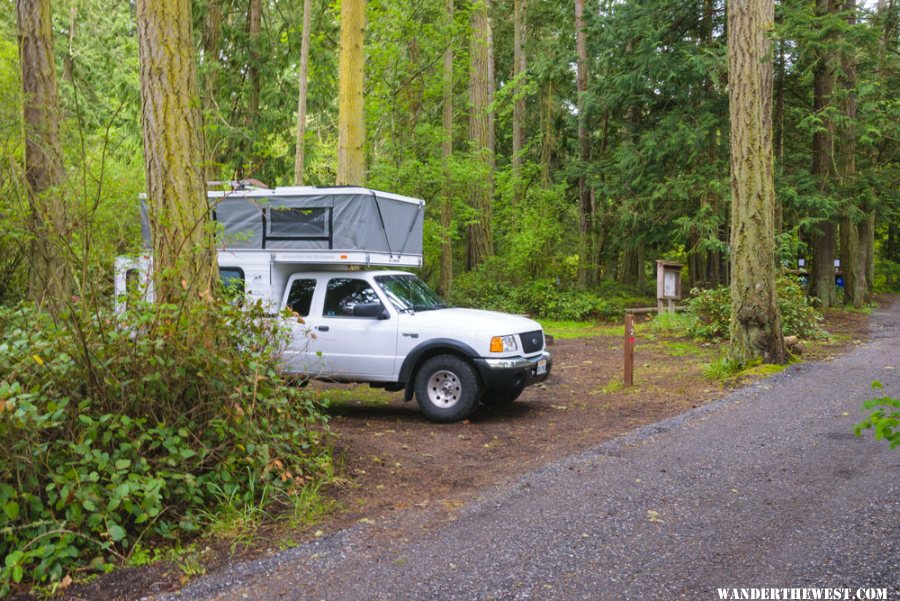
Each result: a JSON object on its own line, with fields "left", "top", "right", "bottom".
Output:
{"left": 118, "top": 185, "right": 552, "bottom": 422}
{"left": 277, "top": 269, "right": 551, "bottom": 422}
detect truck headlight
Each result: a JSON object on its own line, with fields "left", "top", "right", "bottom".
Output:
{"left": 490, "top": 335, "right": 518, "bottom": 353}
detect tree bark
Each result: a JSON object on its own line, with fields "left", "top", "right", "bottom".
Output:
{"left": 838, "top": 0, "right": 864, "bottom": 307}
{"left": 17, "top": 0, "right": 72, "bottom": 305}
{"left": 540, "top": 79, "right": 554, "bottom": 186}
{"left": 136, "top": 0, "right": 215, "bottom": 304}
{"left": 201, "top": 0, "right": 222, "bottom": 178}
{"left": 511, "top": 0, "right": 526, "bottom": 205}
{"left": 248, "top": 0, "right": 262, "bottom": 127}
{"left": 438, "top": 0, "right": 454, "bottom": 297}
{"left": 337, "top": 0, "right": 366, "bottom": 185}
{"left": 810, "top": 0, "right": 840, "bottom": 308}
{"left": 727, "top": 0, "right": 786, "bottom": 365}
{"left": 575, "top": 0, "right": 593, "bottom": 288}
{"left": 774, "top": 38, "right": 785, "bottom": 237}
{"left": 466, "top": 0, "right": 494, "bottom": 269}
{"left": 293, "top": 0, "right": 313, "bottom": 184}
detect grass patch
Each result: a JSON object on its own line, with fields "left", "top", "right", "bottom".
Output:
{"left": 541, "top": 320, "right": 614, "bottom": 339}
{"left": 543, "top": 319, "right": 656, "bottom": 340}
{"left": 316, "top": 385, "right": 397, "bottom": 406}
{"left": 648, "top": 311, "right": 697, "bottom": 337}
{"left": 656, "top": 340, "right": 708, "bottom": 358}
{"left": 704, "top": 355, "right": 793, "bottom": 382}
{"left": 287, "top": 480, "right": 339, "bottom": 529}
{"left": 198, "top": 479, "right": 276, "bottom": 554}
{"left": 598, "top": 378, "right": 626, "bottom": 394}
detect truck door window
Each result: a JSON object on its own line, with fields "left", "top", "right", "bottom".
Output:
{"left": 286, "top": 279, "right": 317, "bottom": 316}
{"left": 324, "top": 278, "right": 381, "bottom": 317}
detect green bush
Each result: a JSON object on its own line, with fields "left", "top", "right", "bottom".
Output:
{"left": 685, "top": 276, "right": 824, "bottom": 341}
{"left": 448, "top": 257, "right": 651, "bottom": 321}
{"left": 0, "top": 299, "right": 330, "bottom": 594}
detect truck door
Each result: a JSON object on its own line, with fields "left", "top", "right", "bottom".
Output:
{"left": 289, "top": 276, "right": 398, "bottom": 379}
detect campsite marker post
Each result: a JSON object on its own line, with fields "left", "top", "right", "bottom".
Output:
{"left": 624, "top": 313, "right": 635, "bottom": 387}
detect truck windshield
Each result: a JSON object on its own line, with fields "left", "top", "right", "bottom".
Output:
{"left": 374, "top": 274, "right": 449, "bottom": 312}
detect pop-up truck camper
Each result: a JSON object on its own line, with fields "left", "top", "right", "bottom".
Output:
{"left": 116, "top": 185, "right": 551, "bottom": 422}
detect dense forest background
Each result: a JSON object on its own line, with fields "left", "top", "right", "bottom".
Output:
{"left": 0, "top": 0, "right": 897, "bottom": 310}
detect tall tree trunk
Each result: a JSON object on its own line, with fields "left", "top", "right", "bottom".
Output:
{"left": 575, "top": 0, "right": 593, "bottom": 287}
{"left": 136, "top": 0, "right": 215, "bottom": 304}
{"left": 466, "top": 0, "right": 494, "bottom": 269}
{"left": 810, "top": 0, "right": 839, "bottom": 308}
{"left": 337, "top": 0, "right": 366, "bottom": 185}
{"left": 774, "top": 38, "right": 785, "bottom": 237}
{"left": 293, "top": 0, "right": 313, "bottom": 184}
{"left": 864, "top": 211, "right": 875, "bottom": 292}
{"left": 727, "top": 0, "right": 786, "bottom": 365}
{"left": 248, "top": 0, "right": 261, "bottom": 126}
{"left": 242, "top": 0, "right": 261, "bottom": 178}
{"left": 511, "top": 0, "right": 526, "bottom": 205}
{"left": 838, "top": 0, "right": 864, "bottom": 307}
{"left": 438, "top": 0, "right": 454, "bottom": 297}
{"left": 540, "top": 80, "right": 554, "bottom": 186}
{"left": 201, "top": 0, "right": 222, "bottom": 179}
{"left": 17, "top": 0, "right": 72, "bottom": 305}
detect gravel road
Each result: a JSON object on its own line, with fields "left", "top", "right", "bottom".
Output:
{"left": 162, "top": 298, "right": 900, "bottom": 601}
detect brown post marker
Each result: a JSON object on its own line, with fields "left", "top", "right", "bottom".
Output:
{"left": 624, "top": 313, "right": 635, "bottom": 386}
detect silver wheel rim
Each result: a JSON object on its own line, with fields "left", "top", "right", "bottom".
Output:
{"left": 426, "top": 370, "right": 462, "bottom": 408}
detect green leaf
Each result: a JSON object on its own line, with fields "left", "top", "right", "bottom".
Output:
{"left": 3, "top": 501, "right": 20, "bottom": 520}
{"left": 115, "top": 459, "right": 132, "bottom": 470}
{"left": 108, "top": 523, "right": 126, "bottom": 542}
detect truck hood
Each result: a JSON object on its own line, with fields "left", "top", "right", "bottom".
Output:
{"left": 401, "top": 307, "right": 543, "bottom": 336}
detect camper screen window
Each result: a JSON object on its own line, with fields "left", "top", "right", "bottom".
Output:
{"left": 286, "top": 279, "right": 317, "bottom": 316}
{"left": 219, "top": 267, "right": 245, "bottom": 293}
{"left": 267, "top": 207, "right": 329, "bottom": 238}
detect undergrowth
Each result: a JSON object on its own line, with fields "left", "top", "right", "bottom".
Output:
{"left": 449, "top": 257, "right": 652, "bottom": 321}
{"left": 0, "top": 299, "right": 331, "bottom": 595}
{"left": 686, "top": 275, "right": 825, "bottom": 341}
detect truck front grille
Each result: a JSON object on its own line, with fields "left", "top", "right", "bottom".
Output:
{"left": 520, "top": 330, "right": 544, "bottom": 354}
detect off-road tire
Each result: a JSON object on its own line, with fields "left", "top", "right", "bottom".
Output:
{"left": 414, "top": 355, "right": 483, "bottom": 422}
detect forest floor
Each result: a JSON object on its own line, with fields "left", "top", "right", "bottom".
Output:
{"left": 57, "top": 305, "right": 873, "bottom": 601}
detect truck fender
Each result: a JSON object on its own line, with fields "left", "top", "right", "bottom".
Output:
{"left": 399, "top": 338, "right": 480, "bottom": 401}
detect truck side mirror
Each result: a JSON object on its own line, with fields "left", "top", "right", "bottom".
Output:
{"left": 352, "top": 302, "right": 390, "bottom": 319}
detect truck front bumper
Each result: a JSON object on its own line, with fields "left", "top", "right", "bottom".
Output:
{"left": 473, "top": 351, "right": 552, "bottom": 391}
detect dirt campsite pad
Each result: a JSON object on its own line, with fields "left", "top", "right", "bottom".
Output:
{"left": 316, "top": 309, "right": 869, "bottom": 527}
{"left": 58, "top": 308, "right": 871, "bottom": 601}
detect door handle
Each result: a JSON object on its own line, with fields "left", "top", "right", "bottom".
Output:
{"left": 316, "top": 325, "right": 329, "bottom": 332}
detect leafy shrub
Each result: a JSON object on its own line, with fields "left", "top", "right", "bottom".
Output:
{"left": 685, "top": 276, "right": 824, "bottom": 341}
{"left": 0, "top": 299, "right": 330, "bottom": 594}
{"left": 449, "top": 257, "right": 652, "bottom": 321}
{"left": 855, "top": 381, "right": 899, "bottom": 449}
{"left": 684, "top": 286, "right": 732, "bottom": 339}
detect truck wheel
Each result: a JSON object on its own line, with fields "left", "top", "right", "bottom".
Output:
{"left": 414, "top": 355, "right": 483, "bottom": 423}
{"left": 483, "top": 385, "right": 525, "bottom": 407}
